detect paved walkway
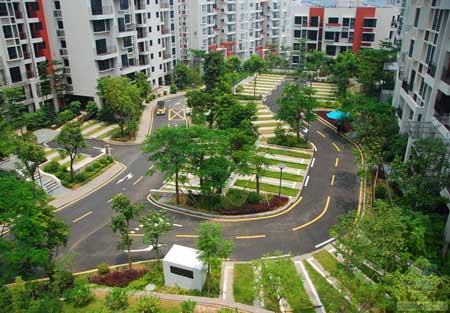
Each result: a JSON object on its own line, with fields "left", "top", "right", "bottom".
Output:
{"left": 49, "top": 161, "right": 126, "bottom": 210}
{"left": 135, "top": 101, "right": 154, "bottom": 144}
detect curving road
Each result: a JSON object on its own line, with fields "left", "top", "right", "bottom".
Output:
{"left": 57, "top": 90, "right": 362, "bottom": 272}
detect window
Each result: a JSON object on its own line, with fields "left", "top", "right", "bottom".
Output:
{"left": 95, "top": 39, "right": 107, "bottom": 54}
{"left": 325, "top": 32, "right": 334, "bottom": 40}
{"left": 119, "top": 0, "right": 129, "bottom": 10}
{"left": 9, "top": 67, "right": 22, "bottom": 83}
{"left": 0, "top": 3, "right": 8, "bottom": 16}
{"left": 123, "top": 36, "right": 132, "bottom": 48}
{"left": 362, "top": 33, "right": 375, "bottom": 42}
{"left": 341, "top": 32, "right": 348, "bottom": 39}
{"left": 293, "top": 43, "right": 301, "bottom": 50}
{"left": 328, "top": 17, "right": 338, "bottom": 24}
{"left": 295, "top": 16, "right": 302, "bottom": 25}
{"left": 3, "top": 25, "right": 13, "bottom": 38}
{"left": 408, "top": 39, "right": 414, "bottom": 58}
{"left": 7, "top": 47, "right": 19, "bottom": 60}
{"left": 57, "top": 21, "right": 64, "bottom": 29}
{"left": 343, "top": 18, "right": 350, "bottom": 27}
{"left": 307, "top": 30, "right": 317, "bottom": 41}
{"left": 98, "top": 59, "right": 113, "bottom": 71}
{"left": 292, "top": 55, "right": 299, "bottom": 63}
{"left": 93, "top": 20, "right": 108, "bottom": 32}
{"left": 63, "top": 58, "right": 69, "bottom": 66}
{"left": 363, "top": 18, "right": 377, "bottom": 28}
{"left": 170, "top": 266, "right": 193, "bottom": 279}
{"left": 60, "top": 40, "right": 66, "bottom": 48}
{"left": 310, "top": 16, "right": 319, "bottom": 27}
{"left": 54, "top": 1, "right": 61, "bottom": 10}
{"left": 294, "top": 30, "right": 301, "bottom": 38}
{"left": 413, "top": 8, "right": 420, "bottom": 27}
{"left": 325, "top": 45, "right": 336, "bottom": 56}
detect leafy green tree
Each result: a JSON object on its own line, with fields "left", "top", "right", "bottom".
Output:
{"left": 227, "top": 128, "right": 257, "bottom": 165}
{"left": 276, "top": 84, "right": 316, "bottom": 142}
{"left": 331, "top": 51, "right": 358, "bottom": 97}
{"left": 15, "top": 137, "right": 46, "bottom": 184}
{"left": 135, "top": 72, "right": 150, "bottom": 100}
{"left": 265, "top": 52, "right": 288, "bottom": 69}
{"left": 55, "top": 122, "right": 87, "bottom": 181}
{"left": 243, "top": 55, "right": 266, "bottom": 96}
{"left": 97, "top": 76, "right": 141, "bottom": 136}
{"left": 0, "top": 116, "right": 15, "bottom": 157}
{"left": 0, "top": 86, "right": 27, "bottom": 133}
{"left": 140, "top": 210, "right": 173, "bottom": 264}
{"left": 225, "top": 55, "right": 242, "bottom": 73}
{"left": 186, "top": 90, "right": 215, "bottom": 127}
{"left": 174, "top": 63, "right": 193, "bottom": 89}
{"left": 391, "top": 138, "right": 450, "bottom": 212}
{"left": 305, "top": 50, "right": 326, "bottom": 73}
{"left": 143, "top": 126, "right": 191, "bottom": 204}
{"left": 111, "top": 194, "right": 143, "bottom": 270}
{"left": 204, "top": 52, "right": 225, "bottom": 91}
{"left": 213, "top": 95, "right": 256, "bottom": 130}
{"left": 196, "top": 222, "right": 233, "bottom": 292}
{"left": 198, "top": 157, "right": 232, "bottom": 204}
{"left": 236, "top": 149, "right": 268, "bottom": 196}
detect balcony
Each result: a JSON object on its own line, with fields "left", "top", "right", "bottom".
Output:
{"left": 59, "top": 48, "right": 68, "bottom": 56}
{"left": 118, "top": 23, "right": 136, "bottom": 33}
{"left": 442, "top": 67, "right": 450, "bottom": 85}
{"left": 88, "top": 6, "right": 113, "bottom": 18}
{"left": 94, "top": 45, "right": 118, "bottom": 60}
{"left": 53, "top": 10, "right": 62, "bottom": 18}
{"left": 427, "top": 63, "right": 437, "bottom": 77}
{"left": 56, "top": 29, "right": 65, "bottom": 37}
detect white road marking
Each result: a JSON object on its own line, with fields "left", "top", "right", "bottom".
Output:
{"left": 311, "top": 158, "right": 316, "bottom": 168}
{"left": 116, "top": 172, "right": 134, "bottom": 184}
{"left": 134, "top": 227, "right": 139, "bottom": 231}
{"left": 126, "top": 244, "right": 161, "bottom": 253}
{"left": 173, "top": 224, "right": 183, "bottom": 227}
{"left": 314, "top": 237, "right": 335, "bottom": 249}
{"left": 304, "top": 175, "right": 310, "bottom": 187}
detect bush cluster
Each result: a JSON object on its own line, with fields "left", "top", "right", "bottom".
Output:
{"left": 97, "top": 262, "right": 110, "bottom": 275}
{"left": 170, "top": 84, "right": 178, "bottom": 94}
{"left": 25, "top": 101, "right": 82, "bottom": 131}
{"left": 126, "top": 266, "right": 164, "bottom": 290}
{"left": 267, "top": 127, "right": 311, "bottom": 149}
{"left": 233, "top": 94, "right": 262, "bottom": 101}
{"left": 219, "top": 195, "right": 289, "bottom": 215}
{"left": 64, "top": 285, "right": 93, "bottom": 308}
{"left": 89, "top": 269, "right": 148, "bottom": 287}
{"left": 105, "top": 288, "right": 128, "bottom": 311}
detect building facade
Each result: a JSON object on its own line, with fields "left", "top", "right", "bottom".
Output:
{"left": 290, "top": 5, "right": 400, "bottom": 64}
{"left": 0, "top": 0, "right": 55, "bottom": 112}
{"left": 42, "top": 0, "right": 178, "bottom": 103}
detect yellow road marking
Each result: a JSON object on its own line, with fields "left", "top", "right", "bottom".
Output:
{"left": 168, "top": 109, "right": 186, "bottom": 121}
{"left": 330, "top": 175, "right": 335, "bottom": 186}
{"left": 335, "top": 157, "right": 339, "bottom": 168}
{"left": 133, "top": 176, "right": 143, "bottom": 186}
{"left": 73, "top": 211, "right": 93, "bottom": 223}
{"left": 107, "top": 192, "right": 122, "bottom": 203}
{"left": 316, "top": 130, "right": 326, "bottom": 138}
{"left": 176, "top": 234, "right": 199, "bottom": 238}
{"left": 129, "top": 233, "right": 144, "bottom": 237}
{"left": 236, "top": 235, "right": 266, "bottom": 239}
{"left": 292, "top": 196, "right": 330, "bottom": 231}
{"left": 332, "top": 142, "right": 341, "bottom": 152}
{"left": 147, "top": 195, "right": 303, "bottom": 223}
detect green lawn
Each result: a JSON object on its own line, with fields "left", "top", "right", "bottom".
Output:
{"left": 84, "top": 123, "right": 109, "bottom": 137}
{"left": 259, "top": 147, "right": 312, "bottom": 159}
{"left": 233, "top": 264, "right": 257, "bottom": 305}
{"left": 258, "top": 128, "right": 278, "bottom": 135}
{"left": 256, "top": 110, "right": 272, "bottom": 116}
{"left": 264, "top": 158, "right": 308, "bottom": 170}
{"left": 97, "top": 127, "right": 120, "bottom": 140}
{"left": 260, "top": 169, "right": 304, "bottom": 182}
{"left": 304, "top": 262, "right": 356, "bottom": 313}
{"left": 257, "top": 115, "right": 276, "bottom": 121}
{"left": 80, "top": 120, "right": 97, "bottom": 131}
{"left": 234, "top": 180, "right": 298, "bottom": 197}
{"left": 255, "top": 122, "right": 284, "bottom": 128}
{"left": 61, "top": 154, "right": 86, "bottom": 168}
{"left": 45, "top": 149, "right": 56, "bottom": 157}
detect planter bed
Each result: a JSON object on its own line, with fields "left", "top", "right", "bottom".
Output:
{"left": 234, "top": 179, "right": 298, "bottom": 197}
{"left": 258, "top": 147, "right": 312, "bottom": 159}
{"left": 218, "top": 195, "right": 289, "bottom": 215}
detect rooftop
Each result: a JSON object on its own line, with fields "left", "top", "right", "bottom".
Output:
{"left": 163, "top": 244, "right": 206, "bottom": 270}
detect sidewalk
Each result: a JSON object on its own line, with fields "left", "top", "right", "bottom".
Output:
{"left": 135, "top": 101, "right": 154, "bottom": 144}
{"left": 49, "top": 161, "right": 126, "bottom": 211}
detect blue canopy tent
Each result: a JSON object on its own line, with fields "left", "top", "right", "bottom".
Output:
{"left": 326, "top": 110, "right": 349, "bottom": 120}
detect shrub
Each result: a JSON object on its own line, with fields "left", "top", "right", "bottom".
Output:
{"left": 75, "top": 172, "right": 87, "bottom": 183}
{"left": 86, "top": 101, "right": 98, "bottom": 118}
{"left": 57, "top": 110, "right": 76, "bottom": 125}
{"left": 98, "top": 104, "right": 117, "bottom": 123}
{"left": 43, "top": 160, "right": 61, "bottom": 173}
{"left": 233, "top": 94, "right": 262, "bottom": 101}
{"left": 247, "top": 191, "right": 261, "bottom": 204}
{"left": 219, "top": 195, "right": 289, "bottom": 215}
{"left": 68, "top": 101, "right": 81, "bottom": 115}
{"left": 181, "top": 300, "right": 196, "bottom": 313}
{"left": 64, "top": 285, "right": 93, "bottom": 308}
{"left": 24, "top": 109, "right": 54, "bottom": 130}
{"left": 169, "top": 84, "right": 177, "bottom": 94}
{"left": 375, "top": 184, "right": 388, "bottom": 200}
{"left": 0, "top": 286, "right": 12, "bottom": 312}
{"left": 89, "top": 269, "right": 147, "bottom": 287}
{"left": 221, "top": 189, "right": 247, "bottom": 209}
{"left": 28, "top": 296, "right": 63, "bottom": 313}
{"left": 163, "top": 91, "right": 168, "bottom": 96}
{"left": 105, "top": 288, "right": 128, "bottom": 311}
{"left": 97, "top": 262, "right": 111, "bottom": 275}
{"left": 134, "top": 296, "right": 160, "bottom": 313}
{"left": 9, "top": 277, "right": 30, "bottom": 312}
{"left": 126, "top": 267, "right": 164, "bottom": 290}
{"left": 51, "top": 269, "right": 74, "bottom": 295}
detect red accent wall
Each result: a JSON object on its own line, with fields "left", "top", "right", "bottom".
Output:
{"left": 36, "top": 0, "right": 53, "bottom": 72}
{"left": 309, "top": 8, "right": 324, "bottom": 50}
{"left": 220, "top": 41, "right": 236, "bottom": 57}
{"left": 353, "top": 7, "right": 376, "bottom": 51}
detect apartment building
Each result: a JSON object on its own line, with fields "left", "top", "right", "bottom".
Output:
{"left": 261, "top": 0, "right": 292, "bottom": 56}
{"left": 392, "top": 0, "right": 450, "bottom": 158}
{"left": 0, "top": 0, "right": 55, "bottom": 112}
{"left": 43, "top": 0, "right": 178, "bottom": 103}
{"left": 290, "top": 5, "right": 400, "bottom": 64}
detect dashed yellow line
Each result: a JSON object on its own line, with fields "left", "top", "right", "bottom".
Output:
{"left": 236, "top": 235, "right": 266, "bottom": 239}
{"left": 292, "top": 196, "right": 330, "bottom": 231}
{"left": 107, "top": 192, "right": 122, "bottom": 203}
{"left": 73, "top": 211, "right": 93, "bottom": 223}
{"left": 332, "top": 142, "right": 341, "bottom": 152}
{"left": 133, "top": 176, "right": 143, "bottom": 186}
{"left": 129, "top": 233, "right": 144, "bottom": 237}
{"left": 330, "top": 175, "right": 335, "bottom": 186}
{"left": 176, "top": 234, "right": 199, "bottom": 238}
{"left": 316, "top": 130, "right": 326, "bottom": 138}
{"left": 335, "top": 157, "right": 339, "bottom": 168}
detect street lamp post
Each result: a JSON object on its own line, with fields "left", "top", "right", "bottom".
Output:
{"left": 277, "top": 163, "right": 285, "bottom": 197}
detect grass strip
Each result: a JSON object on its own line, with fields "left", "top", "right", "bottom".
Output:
{"left": 255, "top": 122, "right": 283, "bottom": 128}
{"left": 258, "top": 128, "right": 278, "bottom": 135}
{"left": 264, "top": 158, "right": 308, "bottom": 170}
{"left": 80, "top": 120, "right": 97, "bottom": 131}
{"left": 234, "top": 179, "right": 298, "bottom": 197}
{"left": 97, "top": 127, "right": 120, "bottom": 140}
{"left": 256, "top": 116, "right": 276, "bottom": 121}
{"left": 84, "top": 123, "right": 109, "bottom": 137}
{"left": 233, "top": 264, "right": 257, "bottom": 305}
{"left": 61, "top": 154, "right": 86, "bottom": 168}
{"left": 259, "top": 147, "right": 312, "bottom": 159}
{"left": 260, "top": 169, "right": 304, "bottom": 182}
{"left": 304, "top": 261, "right": 356, "bottom": 313}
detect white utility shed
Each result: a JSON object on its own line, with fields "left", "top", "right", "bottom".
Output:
{"left": 162, "top": 244, "right": 207, "bottom": 291}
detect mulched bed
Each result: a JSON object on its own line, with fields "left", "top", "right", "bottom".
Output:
{"left": 316, "top": 110, "right": 352, "bottom": 133}
{"left": 218, "top": 196, "right": 289, "bottom": 215}
{"left": 89, "top": 269, "right": 147, "bottom": 287}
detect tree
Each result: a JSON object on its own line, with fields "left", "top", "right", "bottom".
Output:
{"left": 243, "top": 55, "right": 266, "bottom": 97}
{"left": 305, "top": 50, "right": 326, "bottom": 73}
{"left": 111, "top": 194, "right": 143, "bottom": 270}
{"left": 198, "top": 156, "right": 232, "bottom": 209}
{"left": 55, "top": 122, "right": 87, "bottom": 181}
{"left": 196, "top": 222, "right": 232, "bottom": 292}
{"left": 97, "top": 76, "right": 141, "bottom": 136}
{"left": 391, "top": 138, "right": 450, "bottom": 212}
{"left": 0, "top": 86, "right": 27, "bottom": 133}
{"left": 0, "top": 116, "right": 15, "bottom": 158}
{"left": 15, "top": 137, "right": 46, "bottom": 184}
{"left": 225, "top": 55, "right": 242, "bottom": 73}
{"left": 140, "top": 210, "right": 173, "bottom": 264}
{"left": 203, "top": 52, "right": 225, "bottom": 91}
{"left": 174, "top": 63, "right": 193, "bottom": 89}
{"left": 135, "top": 72, "right": 149, "bottom": 100}
{"left": 331, "top": 51, "right": 358, "bottom": 97}
{"left": 265, "top": 52, "right": 288, "bottom": 69}
{"left": 236, "top": 149, "right": 268, "bottom": 196}
{"left": 213, "top": 95, "right": 256, "bottom": 130}
{"left": 276, "top": 84, "right": 316, "bottom": 142}
{"left": 186, "top": 90, "right": 215, "bottom": 127}
{"left": 143, "top": 126, "right": 191, "bottom": 204}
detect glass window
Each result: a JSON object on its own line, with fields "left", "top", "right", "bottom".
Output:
{"left": 363, "top": 18, "right": 377, "bottom": 28}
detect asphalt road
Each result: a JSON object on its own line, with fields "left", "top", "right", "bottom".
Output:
{"left": 56, "top": 91, "right": 361, "bottom": 272}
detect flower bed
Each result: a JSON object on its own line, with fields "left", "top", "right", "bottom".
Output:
{"left": 89, "top": 269, "right": 148, "bottom": 288}
{"left": 219, "top": 195, "right": 289, "bottom": 215}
